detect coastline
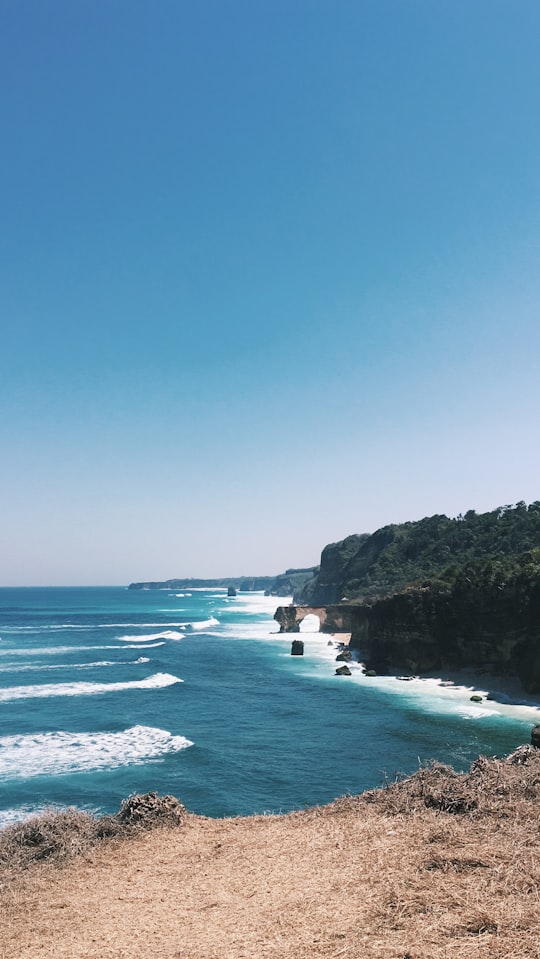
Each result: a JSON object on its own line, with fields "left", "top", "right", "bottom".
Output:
{"left": 299, "top": 630, "right": 540, "bottom": 727}
{"left": 416, "top": 667, "right": 540, "bottom": 710}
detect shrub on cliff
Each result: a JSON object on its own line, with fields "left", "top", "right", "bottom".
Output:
{"left": 0, "top": 793, "right": 186, "bottom": 875}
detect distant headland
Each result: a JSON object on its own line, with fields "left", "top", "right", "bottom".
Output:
{"left": 127, "top": 567, "right": 316, "bottom": 597}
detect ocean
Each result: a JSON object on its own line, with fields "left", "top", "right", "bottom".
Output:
{"left": 1, "top": 586, "right": 538, "bottom": 828}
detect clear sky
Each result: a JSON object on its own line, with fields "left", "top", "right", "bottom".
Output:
{"left": 2, "top": 0, "right": 540, "bottom": 585}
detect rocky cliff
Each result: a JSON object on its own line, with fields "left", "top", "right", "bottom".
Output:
{"left": 282, "top": 543, "right": 540, "bottom": 693}
{"left": 347, "top": 554, "right": 540, "bottom": 691}
{"left": 264, "top": 568, "right": 317, "bottom": 597}
{"left": 274, "top": 604, "right": 354, "bottom": 633}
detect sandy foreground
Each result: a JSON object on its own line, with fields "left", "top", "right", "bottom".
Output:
{"left": 2, "top": 753, "right": 540, "bottom": 959}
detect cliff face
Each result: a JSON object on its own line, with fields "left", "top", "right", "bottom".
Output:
{"left": 264, "top": 568, "right": 317, "bottom": 597}
{"left": 274, "top": 604, "right": 354, "bottom": 633}
{"left": 282, "top": 549, "right": 540, "bottom": 693}
{"left": 294, "top": 535, "right": 370, "bottom": 604}
{"left": 348, "top": 558, "right": 540, "bottom": 691}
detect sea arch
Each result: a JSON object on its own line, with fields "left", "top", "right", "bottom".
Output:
{"left": 273, "top": 605, "right": 354, "bottom": 634}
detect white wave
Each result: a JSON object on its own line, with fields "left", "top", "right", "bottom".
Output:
{"left": 117, "top": 641, "right": 166, "bottom": 649}
{"left": 185, "top": 617, "right": 220, "bottom": 630}
{"left": 178, "top": 587, "right": 226, "bottom": 592}
{"left": 0, "top": 642, "right": 165, "bottom": 657}
{"left": 0, "top": 805, "right": 52, "bottom": 829}
{"left": 226, "top": 593, "right": 291, "bottom": 614}
{"left": 282, "top": 635, "right": 540, "bottom": 725}
{"left": 117, "top": 630, "right": 184, "bottom": 642}
{"left": 0, "top": 657, "right": 151, "bottom": 674}
{"left": 457, "top": 707, "right": 498, "bottom": 719}
{"left": 0, "top": 622, "right": 199, "bottom": 631}
{"left": 0, "top": 725, "right": 193, "bottom": 781}
{"left": 0, "top": 645, "right": 108, "bottom": 657}
{"left": 0, "top": 660, "right": 115, "bottom": 673}
{"left": 211, "top": 621, "right": 279, "bottom": 640}
{"left": 0, "top": 672, "right": 182, "bottom": 702}
{"left": 136, "top": 617, "right": 219, "bottom": 631}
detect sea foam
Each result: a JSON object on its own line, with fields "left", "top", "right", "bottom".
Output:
{"left": 0, "top": 672, "right": 182, "bottom": 702}
{"left": 185, "top": 616, "right": 220, "bottom": 630}
{"left": 117, "top": 630, "right": 184, "bottom": 642}
{"left": 0, "top": 642, "right": 165, "bottom": 656}
{"left": 0, "top": 658, "right": 150, "bottom": 674}
{"left": 0, "top": 725, "right": 193, "bottom": 780}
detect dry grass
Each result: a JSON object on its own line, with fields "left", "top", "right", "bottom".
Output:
{"left": 360, "top": 743, "right": 540, "bottom": 816}
{"left": 0, "top": 792, "right": 185, "bottom": 876}
{"left": 1, "top": 751, "right": 540, "bottom": 958}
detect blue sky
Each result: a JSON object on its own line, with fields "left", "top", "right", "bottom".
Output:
{"left": 2, "top": 0, "right": 540, "bottom": 585}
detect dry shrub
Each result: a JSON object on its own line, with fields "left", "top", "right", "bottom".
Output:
{"left": 109, "top": 791, "right": 185, "bottom": 829}
{"left": 0, "top": 792, "right": 185, "bottom": 876}
{"left": 0, "top": 808, "right": 98, "bottom": 872}
{"left": 361, "top": 744, "right": 540, "bottom": 817}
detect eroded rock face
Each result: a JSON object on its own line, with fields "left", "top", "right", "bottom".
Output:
{"left": 275, "top": 607, "right": 301, "bottom": 632}
{"left": 274, "top": 605, "right": 353, "bottom": 633}
{"left": 349, "top": 586, "right": 540, "bottom": 692}
{"left": 294, "top": 535, "right": 370, "bottom": 604}
{"left": 531, "top": 726, "right": 540, "bottom": 748}
{"left": 276, "top": 572, "right": 540, "bottom": 694}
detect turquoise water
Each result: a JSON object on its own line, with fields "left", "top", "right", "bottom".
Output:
{"left": 0, "top": 587, "right": 537, "bottom": 827}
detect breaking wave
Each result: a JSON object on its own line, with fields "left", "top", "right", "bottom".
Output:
{"left": 0, "top": 657, "right": 150, "bottom": 673}
{"left": 117, "top": 630, "right": 184, "bottom": 642}
{"left": 0, "top": 642, "right": 165, "bottom": 656}
{"left": 0, "top": 725, "right": 193, "bottom": 780}
{"left": 184, "top": 617, "right": 220, "bottom": 631}
{"left": 0, "top": 673, "right": 182, "bottom": 702}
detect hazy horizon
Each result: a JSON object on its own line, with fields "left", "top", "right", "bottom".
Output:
{"left": 2, "top": 1, "right": 539, "bottom": 586}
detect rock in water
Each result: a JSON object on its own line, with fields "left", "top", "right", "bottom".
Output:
{"left": 291, "top": 639, "right": 304, "bottom": 656}
{"left": 531, "top": 726, "right": 540, "bottom": 748}
{"left": 335, "top": 665, "right": 352, "bottom": 676}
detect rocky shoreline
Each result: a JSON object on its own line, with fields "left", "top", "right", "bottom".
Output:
{"left": 275, "top": 597, "right": 540, "bottom": 696}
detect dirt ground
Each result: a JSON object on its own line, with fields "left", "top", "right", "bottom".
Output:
{"left": 2, "top": 753, "right": 540, "bottom": 959}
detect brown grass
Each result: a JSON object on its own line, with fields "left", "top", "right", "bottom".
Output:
{"left": 1, "top": 750, "right": 540, "bottom": 958}
{"left": 0, "top": 792, "right": 185, "bottom": 875}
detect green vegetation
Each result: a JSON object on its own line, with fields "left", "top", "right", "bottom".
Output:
{"left": 295, "top": 502, "right": 540, "bottom": 604}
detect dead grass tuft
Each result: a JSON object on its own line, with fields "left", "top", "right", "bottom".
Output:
{"left": 101, "top": 790, "right": 185, "bottom": 832}
{"left": 361, "top": 744, "right": 540, "bottom": 818}
{"left": 0, "top": 808, "right": 98, "bottom": 871}
{"left": 0, "top": 792, "right": 185, "bottom": 877}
